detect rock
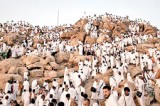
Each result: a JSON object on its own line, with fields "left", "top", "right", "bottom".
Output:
{"left": 57, "top": 70, "right": 64, "bottom": 77}
{"left": 69, "top": 55, "right": 92, "bottom": 65}
{"left": 44, "top": 71, "right": 58, "bottom": 80}
{"left": 85, "top": 36, "right": 96, "bottom": 46}
{"left": 17, "top": 67, "right": 28, "bottom": 76}
{"left": 143, "top": 25, "right": 157, "bottom": 35}
{"left": 40, "top": 56, "right": 55, "bottom": 65}
{"left": 96, "top": 35, "right": 107, "bottom": 44}
{"left": 136, "top": 44, "right": 155, "bottom": 53}
{"left": 129, "top": 66, "right": 142, "bottom": 78}
{"left": 93, "top": 20, "right": 100, "bottom": 26}
{"left": 40, "top": 58, "right": 49, "bottom": 65}
{"left": 54, "top": 52, "right": 70, "bottom": 64}
{"left": 0, "top": 58, "right": 22, "bottom": 74}
{"left": 103, "top": 22, "right": 115, "bottom": 31}
{"left": 60, "top": 31, "right": 77, "bottom": 39}
{"left": 8, "top": 66, "right": 18, "bottom": 74}
{"left": 3, "top": 33, "right": 25, "bottom": 46}
{"left": 125, "top": 46, "right": 134, "bottom": 52}
{"left": 155, "top": 69, "right": 160, "bottom": 79}
{"left": 75, "top": 32, "right": 86, "bottom": 42}
{"left": 69, "top": 38, "right": 79, "bottom": 46}
{"left": 0, "top": 74, "right": 23, "bottom": 90}
{"left": 49, "top": 62, "right": 60, "bottom": 70}
{"left": 27, "top": 62, "right": 44, "bottom": 71}
{"left": 154, "top": 85, "right": 160, "bottom": 103}
{"left": 44, "top": 65, "right": 53, "bottom": 71}
{"left": 46, "top": 56, "right": 55, "bottom": 62}
{"left": 30, "top": 69, "right": 44, "bottom": 77}
{"left": 24, "top": 55, "right": 40, "bottom": 65}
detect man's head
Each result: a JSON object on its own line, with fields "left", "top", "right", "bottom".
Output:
{"left": 30, "top": 98, "right": 35, "bottom": 104}
{"left": 83, "top": 99, "right": 90, "bottom": 106}
{"left": 58, "top": 102, "right": 64, "bottom": 106}
{"left": 103, "top": 85, "right": 111, "bottom": 99}
{"left": 66, "top": 94, "right": 70, "bottom": 100}
{"left": 124, "top": 87, "right": 130, "bottom": 96}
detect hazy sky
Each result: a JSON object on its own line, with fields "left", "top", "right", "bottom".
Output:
{"left": 0, "top": 0, "right": 159, "bottom": 28}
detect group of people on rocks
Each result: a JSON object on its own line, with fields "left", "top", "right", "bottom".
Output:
{"left": 0, "top": 12, "right": 160, "bottom": 106}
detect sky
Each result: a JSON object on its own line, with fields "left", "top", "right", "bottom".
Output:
{"left": 0, "top": 0, "right": 159, "bottom": 28}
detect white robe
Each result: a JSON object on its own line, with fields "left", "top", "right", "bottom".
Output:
{"left": 60, "top": 90, "right": 69, "bottom": 103}
{"left": 13, "top": 82, "right": 19, "bottom": 100}
{"left": 22, "top": 91, "right": 30, "bottom": 106}
{"left": 118, "top": 94, "right": 135, "bottom": 106}
{"left": 5, "top": 82, "right": 11, "bottom": 94}
{"left": 78, "top": 44, "right": 83, "bottom": 56}
{"left": 68, "top": 87, "right": 77, "bottom": 100}
{"left": 91, "top": 81, "right": 98, "bottom": 100}
{"left": 105, "top": 94, "right": 119, "bottom": 106}
{"left": 23, "top": 81, "right": 29, "bottom": 91}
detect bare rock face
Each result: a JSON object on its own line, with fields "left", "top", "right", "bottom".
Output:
{"left": 96, "top": 35, "right": 110, "bottom": 44}
{"left": 129, "top": 65, "right": 142, "bottom": 78}
{"left": 8, "top": 66, "right": 18, "bottom": 74}
{"left": 136, "top": 43, "right": 155, "bottom": 53}
{"left": 155, "top": 69, "right": 160, "bottom": 79}
{"left": 69, "top": 38, "right": 79, "bottom": 46}
{"left": 30, "top": 69, "right": 44, "bottom": 77}
{"left": 23, "top": 55, "right": 40, "bottom": 65}
{"left": 49, "top": 62, "right": 60, "bottom": 70}
{"left": 17, "top": 67, "right": 28, "bottom": 76}
{"left": 143, "top": 24, "right": 157, "bottom": 35}
{"left": 0, "top": 74, "right": 23, "bottom": 90}
{"left": 0, "top": 58, "right": 22, "bottom": 74}
{"left": 3, "top": 33, "right": 25, "bottom": 46}
{"left": 57, "top": 69, "right": 65, "bottom": 78}
{"left": 85, "top": 36, "right": 96, "bottom": 46}
{"left": 54, "top": 52, "right": 70, "bottom": 64}
{"left": 44, "top": 71, "right": 58, "bottom": 80}
{"left": 154, "top": 85, "right": 160, "bottom": 103}
{"left": 69, "top": 55, "right": 92, "bottom": 65}
{"left": 27, "top": 62, "right": 44, "bottom": 71}
{"left": 44, "top": 65, "right": 52, "bottom": 71}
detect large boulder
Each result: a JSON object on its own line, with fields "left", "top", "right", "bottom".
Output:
{"left": 74, "top": 32, "right": 86, "bottom": 42}
{"left": 54, "top": 52, "right": 70, "bottom": 64}
{"left": 40, "top": 56, "right": 54, "bottom": 65}
{"left": 23, "top": 55, "right": 40, "bottom": 65}
{"left": 69, "top": 38, "right": 79, "bottom": 46}
{"left": 27, "top": 62, "right": 44, "bottom": 72}
{"left": 129, "top": 66, "right": 142, "bottom": 78}
{"left": 30, "top": 69, "right": 44, "bottom": 77}
{"left": 155, "top": 69, "right": 160, "bottom": 79}
{"left": 69, "top": 55, "right": 92, "bottom": 65}
{"left": 154, "top": 85, "right": 160, "bottom": 103}
{"left": 0, "top": 58, "right": 22, "bottom": 74}
{"left": 44, "top": 71, "right": 58, "bottom": 80}
{"left": 17, "top": 67, "right": 28, "bottom": 76}
{"left": 49, "top": 62, "right": 60, "bottom": 70}
{"left": 57, "top": 69, "right": 65, "bottom": 77}
{"left": 103, "top": 22, "right": 115, "bottom": 31}
{"left": 143, "top": 25, "right": 157, "bottom": 35}
{"left": 0, "top": 74, "right": 23, "bottom": 90}
{"left": 8, "top": 66, "right": 18, "bottom": 74}
{"left": 136, "top": 44, "right": 155, "bottom": 53}
{"left": 96, "top": 35, "right": 111, "bottom": 44}
{"left": 85, "top": 36, "right": 96, "bottom": 46}
{"left": 3, "top": 33, "right": 25, "bottom": 46}
{"left": 44, "top": 65, "right": 53, "bottom": 71}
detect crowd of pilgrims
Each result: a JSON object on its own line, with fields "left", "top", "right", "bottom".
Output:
{"left": 0, "top": 13, "right": 160, "bottom": 106}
